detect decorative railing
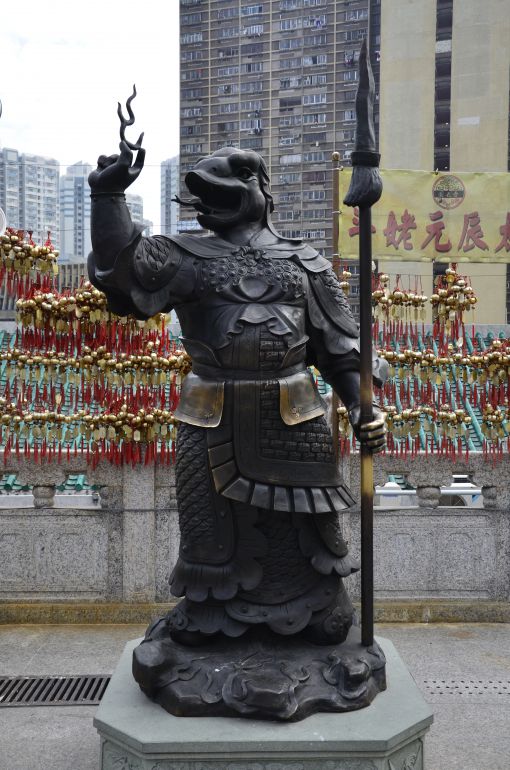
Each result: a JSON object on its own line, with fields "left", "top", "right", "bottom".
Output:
{"left": 0, "top": 451, "right": 508, "bottom": 608}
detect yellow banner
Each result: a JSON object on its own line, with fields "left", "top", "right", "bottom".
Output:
{"left": 338, "top": 169, "right": 510, "bottom": 262}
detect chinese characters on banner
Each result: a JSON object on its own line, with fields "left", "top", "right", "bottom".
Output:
{"left": 338, "top": 169, "right": 510, "bottom": 262}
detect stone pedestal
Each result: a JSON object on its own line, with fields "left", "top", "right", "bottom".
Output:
{"left": 95, "top": 638, "right": 433, "bottom": 770}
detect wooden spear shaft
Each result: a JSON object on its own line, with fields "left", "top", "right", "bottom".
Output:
{"left": 359, "top": 204, "right": 375, "bottom": 647}
{"left": 331, "top": 152, "right": 341, "bottom": 460}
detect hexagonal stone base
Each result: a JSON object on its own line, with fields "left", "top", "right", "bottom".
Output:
{"left": 95, "top": 637, "right": 433, "bottom": 770}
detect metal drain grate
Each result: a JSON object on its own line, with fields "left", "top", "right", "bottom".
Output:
{"left": 423, "top": 679, "right": 510, "bottom": 697}
{"left": 0, "top": 675, "right": 110, "bottom": 707}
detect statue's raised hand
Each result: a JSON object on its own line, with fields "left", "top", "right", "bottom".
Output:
{"left": 88, "top": 139, "right": 145, "bottom": 194}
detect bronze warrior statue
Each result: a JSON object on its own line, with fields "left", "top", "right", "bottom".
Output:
{"left": 88, "top": 137, "right": 387, "bottom": 720}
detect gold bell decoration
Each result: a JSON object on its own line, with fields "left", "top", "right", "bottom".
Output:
{"left": 372, "top": 272, "right": 427, "bottom": 347}
{"left": 4, "top": 270, "right": 190, "bottom": 465}
{"left": 339, "top": 266, "right": 352, "bottom": 296}
{"left": 431, "top": 263, "right": 477, "bottom": 351}
{"left": 0, "top": 228, "right": 59, "bottom": 296}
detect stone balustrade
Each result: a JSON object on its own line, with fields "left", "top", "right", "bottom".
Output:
{"left": 0, "top": 452, "right": 508, "bottom": 612}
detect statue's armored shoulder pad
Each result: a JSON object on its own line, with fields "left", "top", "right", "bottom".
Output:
{"left": 166, "top": 233, "right": 224, "bottom": 258}
{"left": 291, "top": 244, "right": 331, "bottom": 273}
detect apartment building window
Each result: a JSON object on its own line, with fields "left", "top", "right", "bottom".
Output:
{"left": 344, "top": 90, "right": 356, "bottom": 101}
{"left": 279, "top": 0, "right": 300, "bottom": 9}
{"left": 182, "top": 143, "right": 203, "bottom": 153}
{"left": 240, "top": 119, "right": 262, "bottom": 131}
{"left": 182, "top": 12, "right": 202, "bottom": 24}
{"left": 280, "top": 153, "right": 302, "bottom": 165}
{"left": 343, "top": 29, "right": 367, "bottom": 42}
{"left": 241, "top": 81, "right": 263, "bottom": 93}
{"left": 303, "top": 93, "right": 327, "bottom": 105}
{"left": 181, "top": 70, "right": 204, "bottom": 81}
{"left": 303, "top": 151, "right": 326, "bottom": 162}
{"left": 181, "top": 125, "right": 204, "bottom": 135}
{"left": 182, "top": 87, "right": 204, "bottom": 99}
{"left": 218, "top": 47, "right": 238, "bottom": 58}
{"left": 218, "top": 6, "right": 238, "bottom": 18}
{"left": 218, "top": 121, "right": 239, "bottom": 132}
{"left": 343, "top": 109, "right": 356, "bottom": 121}
{"left": 280, "top": 18, "right": 302, "bottom": 31}
{"left": 302, "top": 229, "right": 326, "bottom": 238}
{"left": 279, "top": 192, "right": 301, "bottom": 202}
{"left": 302, "top": 54, "right": 327, "bottom": 65}
{"left": 241, "top": 4, "right": 263, "bottom": 15}
{"left": 279, "top": 210, "right": 300, "bottom": 221}
{"left": 240, "top": 137, "right": 263, "bottom": 149}
{"left": 304, "top": 34, "right": 327, "bottom": 46}
{"left": 279, "top": 114, "right": 302, "bottom": 127}
{"left": 181, "top": 50, "right": 204, "bottom": 62}
{"left": 343, "top": 70, "right": 358, "bottom": 82}
{"left": 240, "top": 100, "right": 262, "bottom": 112}
{"left": 279, "top": 135, "right": 301, "bottom": 146}
{"left": 281, "top": 77, "right": 302, "bottom": 90}
{"left": 243, "top": 24, "right": 264, "bottom": 36}
{"left": 344, "top": 8, "right": 368, "bottom": 21}
{"left": 338, "top": 129, "right": 355, "bottom": 141}
{"left": 242, "top": 62, "right": 263, "bottom": 73}
{"left": 219, "top": 102, "right": 239, "bottom": 114}
{"left": 302, "top": 74, "right": 327, "bottom": 86}
{"left": 303, "top": 15, "right": 326, "bottom": 27}
{"left": 280, "top": 57, "right": 301, "bottom": 70}
{"left": 280, "top": 96, "right": 302, "bottom": 110}
{"left": 216, "top": 140, "right": 239, "bottom": 150}
{"left": 303, "top": 113, "right": 326, "bottom": 124}
{"left": 219, "top": 26, "right": 240, "bottom": 38}
{"left": 181, "top": 0, "right": 202, "bottom": 5}
{"left": 218, "top": 84, "right": 236, "bottom": 95}
{"left": 242, "top": 42, "right": 264, "bottom": 54}
{"left": 279, "top": 172, "right": 301, "bottom": 183}
{"left": 303, "top": 208, "right": 327, "bottom": 219}
{"left": 303, "top": 0, "right": 325, "bottom": 6}
{"left": 278, "top": 38, "right": 303, "bottom": 50}
{"left": 303, "top": 131, "right": 326, "bottom": 143}
{"left": 181, "top": 32, "right": 203, "bottom": 44}
{"left": 303, "top": 189, "right": 326, "bottom": 201}
{"left": 218, "top": 65, "right": 239, "bottom": 77}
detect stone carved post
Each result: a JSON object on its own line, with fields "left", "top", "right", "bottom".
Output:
{"left": 415, "top": 485, "right": 442, "bottom": 509}
{"left": 32, "top": 485, "right": 56, "bottom": 508}
{"left": 122, "top": 463, "right": 156, "bottom": 602}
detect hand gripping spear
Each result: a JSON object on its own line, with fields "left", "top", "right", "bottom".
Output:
{"left": 343, "top": 39, "right": 383, "bottom": 648}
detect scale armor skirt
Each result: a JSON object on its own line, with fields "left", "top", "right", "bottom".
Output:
{"left": 168, "top": 419, "right": 360, "bottom": 640}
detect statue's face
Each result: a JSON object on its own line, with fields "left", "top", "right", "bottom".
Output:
{"left": 185, "top": 149, "right": 267, "bottom": 232}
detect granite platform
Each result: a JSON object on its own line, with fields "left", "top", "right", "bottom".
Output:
{"left": 94, "top": 636, "right": 433, "bottom": 770}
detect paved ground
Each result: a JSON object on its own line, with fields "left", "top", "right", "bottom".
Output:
{"left": 0, "top": 623, "right": 508, "bottom": 770}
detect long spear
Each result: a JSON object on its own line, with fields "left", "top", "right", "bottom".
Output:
{"left": 343, "top": 39, "right": 382, "bottom": 648}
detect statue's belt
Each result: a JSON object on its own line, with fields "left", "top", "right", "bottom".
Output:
{"left": 191, "top": 361, "right": 304, "bottom": 381}
{"left": 174, "top": 367, "right": 326, "bottom": 428}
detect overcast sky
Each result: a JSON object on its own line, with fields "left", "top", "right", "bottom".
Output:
{"left": 0, "top": 0, "right": 180, "bottom": 230}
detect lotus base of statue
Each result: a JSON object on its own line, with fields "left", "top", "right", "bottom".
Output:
{"left": 132, "top": 620, "right": 386, "bottom": 722}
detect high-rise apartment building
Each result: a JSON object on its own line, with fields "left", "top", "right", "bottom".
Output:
{"left": 126, "top": 193, "right": 144, "bottom": 225}
{"left": 179, "top": 0, "right": 378, "bottom": 259}
{"left": 379, "top": 0, "right": 510, "bottom": 324}
{"left": 161, "top": 157, "right": 181, "bottom": 235}
{"left": 59, "top": 162, "right": 92, "bottom": 263}
{"left": 126, "top": 194, "right": 152, "bottom": 236}
{"left": 0, "top": 148, "right": 60, "bottom": 246}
